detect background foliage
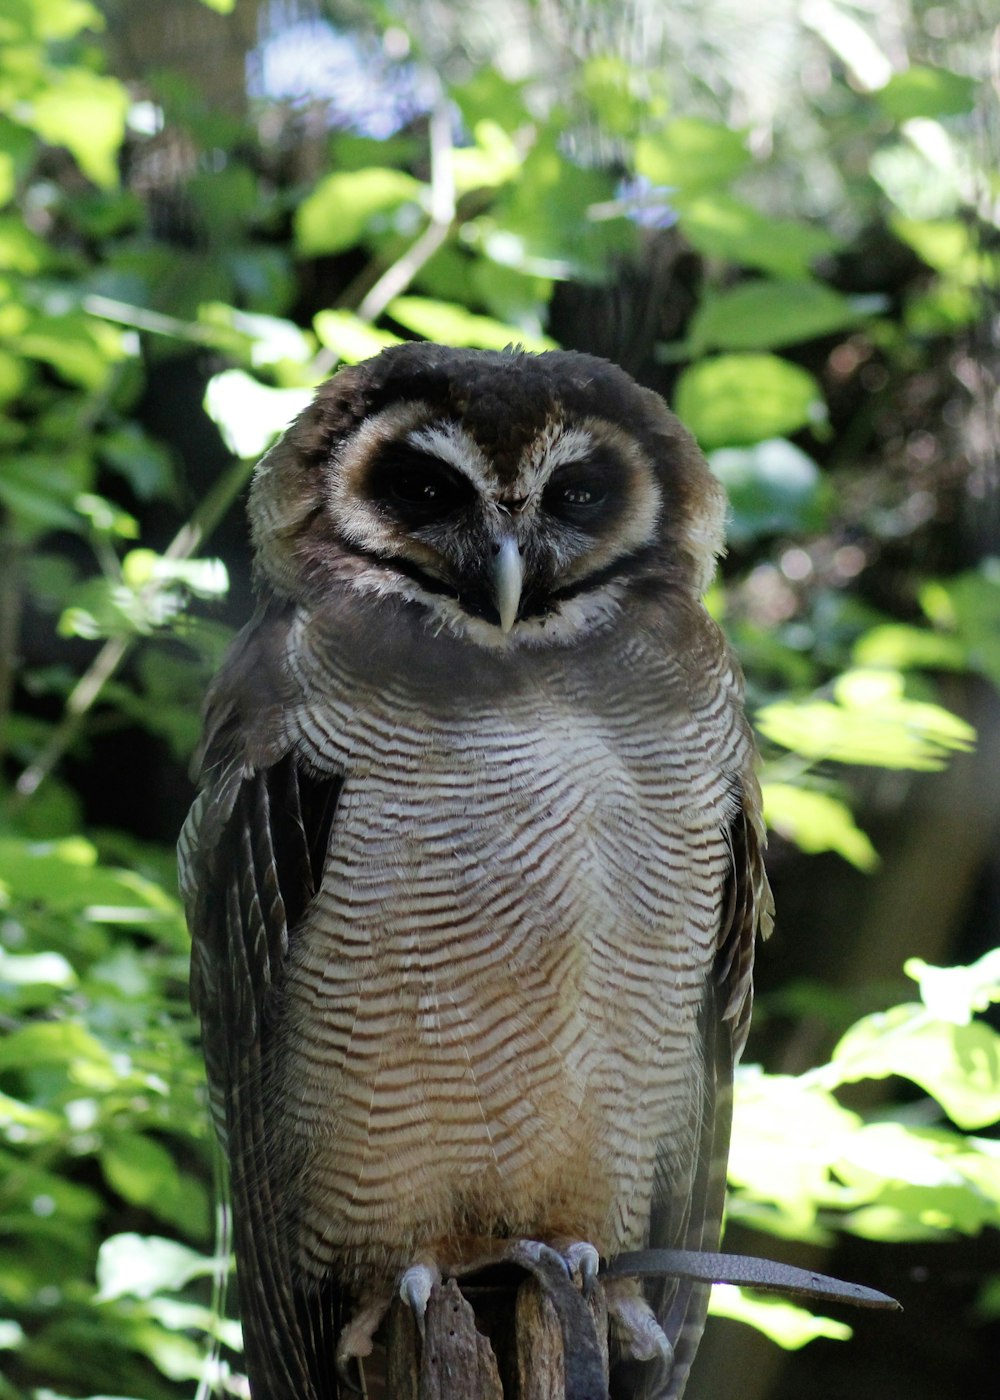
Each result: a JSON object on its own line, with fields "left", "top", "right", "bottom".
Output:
{"left": 1, "top": 1, "right": 997, "bottom": 1398}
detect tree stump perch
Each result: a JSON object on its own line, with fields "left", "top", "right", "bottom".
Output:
{"left": 384, "top": 1269, "right": 610, "bottom": 1400}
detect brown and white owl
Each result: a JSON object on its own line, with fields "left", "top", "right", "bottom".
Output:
{"left": 179, "top": 343, "right": 773, "bottom": 1400}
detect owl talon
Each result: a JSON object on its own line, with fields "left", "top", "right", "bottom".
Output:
{"left": 335, "top": 1296, "right": 390, "bottom": 1379}
{"left": 564, "top": 1241, "right": 601, "bottom": 1296}
{"left": 399, "top": 1262, "right": 441, "bottom": 1338}
{"left": 606, "top": 1277, "right": 674, "bottom": 1363}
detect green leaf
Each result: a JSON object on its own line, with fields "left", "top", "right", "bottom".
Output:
{"left": 852, "top": 623, "right": 967, "bottom": 673}
{"left": 709, "top": 438, "right": 829, "bottom": 544}
{"left": 313, "top": 309, "right": 401, "bottom": 364}
{"left": 688, "top": 281, "right": 871, "bottom": 354}
{"left": 27, "top": 68, "right": 128, "bottom": 188}
{"left": 203, "top": 369, "right": 312, "bottom": 459}
{"left": 905, "top": 949, "right": 1000, "bottom": 1027}
{"left": 675, "top": 193, "right": 837, "bottom": 275}
{"left": 762, "top": 783, "right": 878, "bottom": 871}
{"left": 95, "top": 1234, "right": 218, "bottom": 1301}
{"left": 294, "top": 168, "right": 424, "bottom": 257}
{"left": 830, "top": 1006, "right": 1000, "bottom": 1129}
{"left": 729, "top": 1070, "right": 862, "bottom": 1230}
{"left": 709, "top": 1286, "right": 851, "bottom": 1347}
{"left": 875, "top": 66, "right": 977, "bottom": 121}
{"left": 675, "top": 354, "right": 825, "bottom": 449}
{"left": 636, "top": 118, "right": 750, "bottom": 192}
{"left": 387, "top": 296, "right": 556, "bottom": 353}
{"left": 756, "top": 669, "right": 976, "bottom": 770}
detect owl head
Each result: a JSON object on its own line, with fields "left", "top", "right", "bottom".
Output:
{"left": 249, "top": 344, "right": 725, "bottom": 648}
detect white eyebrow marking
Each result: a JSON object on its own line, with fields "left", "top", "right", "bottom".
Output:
{"left": 514, "top": 422, "right": 594, "bottom": 500}
{"left": 408, "top": 422, "right": 493, "bottom": 492}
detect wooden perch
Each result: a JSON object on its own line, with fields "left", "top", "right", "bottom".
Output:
{"left": 385, "top": 1270, "right": 610, "bottom": 1400}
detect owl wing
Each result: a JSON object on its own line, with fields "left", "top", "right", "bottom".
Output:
{"left": 636, "top": 772, "right": 773, "bottom": 1400}
{"left": 179, "top": 611, "right": 345, "bottom": 1400}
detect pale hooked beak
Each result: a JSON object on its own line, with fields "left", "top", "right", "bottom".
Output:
{"left": 492, "top": 534, "right": 523, "bottom": 633}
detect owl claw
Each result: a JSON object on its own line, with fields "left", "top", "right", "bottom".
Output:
{"left": 606, "top": 1277, "right": 674, "bottom": 1363}
{"left": 399, "top": 1262, "right": 441, "bottom": 1338}
{"left": 564, "top": 1241, "right": 601, "bottom": 1296}
{"left": 335, "top": 1296, "right": 390, "bottom": 1386}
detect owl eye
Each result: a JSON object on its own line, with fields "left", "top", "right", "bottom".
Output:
{"left": 542, "top": 465, "right": 611, "bottom": 521}
{"left": 368, "top": 449, "right": 476, "bottom": 524}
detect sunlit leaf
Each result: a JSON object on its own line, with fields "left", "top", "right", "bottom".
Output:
{"left": 709, "top": 1286, "right": 851, "bottom": 1347}
{"left": 387, "top": 296, "right": 556, "bottom": 352}
{"left": 905, "top": 949, "right": 1000, "bottom": 1027}
{"left": 852, "top": 623, "right": 966, "bottom": 672}
{"left": 675, "top": 354, "right": 826, "bottom": 450}
{"left": 762, "top": 782, "right": 878, "bottom": 870}
{"left": 96, "top": 1234, "right": 218, "bottom": 1301}
{"left": 729, "top": 1070, "right": 862, "bottom": 1230}
{"left": 203, "top": 369, "right": 313, "bottom": 459}
{"left": 26, "top": 68, "right": 128, "bottom": 188}
{"left": 636, "top": 118, "right": 749, "bottom": 192}
{"left": 757, "top": 669, "right": 976, "bottom": 770}
{"left": 830, "top": 1006, "right": 1000, "bottom": 1129}
{"left": 294, "top": 168, "right": 424, "bottom": 257}
{"left": 875, "top": 66, "right": 977, "bottom": 121}
{"left": 313, "top": 309, "right": 401, "bottom": 363}
{"left": 709, "top": 438, "right": 830, "bottom": 544}
{"left": 688, "top": 281, "right": 873, "bottom": 354}
{"left": 676, "top": 194, "right": 836, "bottom": 276}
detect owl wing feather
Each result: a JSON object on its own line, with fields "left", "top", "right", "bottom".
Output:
{"left": 180, "top": 615, "right": 345, "bottom": 1400}
{"left": 634, "top": 775, "right": 772, "bottom": 1400}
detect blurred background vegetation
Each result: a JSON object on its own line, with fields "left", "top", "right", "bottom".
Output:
{"left": 0, "top": 1, "right": 997, "bottom": 1397}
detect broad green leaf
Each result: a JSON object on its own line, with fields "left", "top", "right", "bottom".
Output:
{"left": 636, "top": 118, "right": 749, "bottom": 192}
{"left": 709, "top": 438, "right": 829, "bottom": 544}
{"left": 387, "top": 296, "right": 556, "bottom": 352}
{"left": 27, "top": 69, "right": 128, "bottom": 188}
{"left": 203, "top": 369, "right": 312, "bottom": 459}
{"left": 294, "top": 168, "right": 424, "bottom": 257}
{"left": 675, "top": 354, "right": 825, "bottom": 450}
{"left": 6, "top": 0, "right": 103, "bottom": 40}
{"left": 709, "top": 1286, "right": 851, "bottom": 1347}
{"left": 875, "top": 66, "right": 977, "bottom": 121}
{"left": 96, "top": 1234, "right": 218, "bottom": 1301}
{"left": 0, "top": 1019, "right": 113, "bottom": 1074}
{"left": 480, "top": 137, "right": 635, "bottom": 280}
{"left": 729, "top": 1071, "right": 862, "bottom": 1230}
{"left": 689, "top": 281, "right": 871, "bottom": 354}
{"left": 762, "top": 783, "right": 878, "bottom": 871}
{"left": 450, "top": 120, "right": 521, "bottom": 193}
{"left": 0, "top": 949, "right": 76, "bottom": 988}
{"left": 756, "top": 669, "right": 976, "bottom": 770}
{"left": 920, "top": 569, "right": 1000, "bottom": 689}
{"left": 892, "top": 217, "right": 996, "bottom": 288}
{"left": 674, "top": 192, "right": 838, "bottom": 275}
{"left": 905, "top": 949, "right": 1000, "bottom": 1027}
{"left": 313, "top": 309, "right": 401, "bottom": 363}
{"left": 830, "top": 1006, "right": 1000, "bottom": 1129}
{"left": 852, "top": 623, "right": 966, "bottom": 672}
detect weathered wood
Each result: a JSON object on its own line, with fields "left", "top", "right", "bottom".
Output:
{"left": 385, "top": 1271, "right": 611, "bottom": 1400}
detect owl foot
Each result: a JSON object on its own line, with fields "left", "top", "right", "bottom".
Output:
{"left": 334, "top": 1295, "right": 390, "bottom": 1388}
{"left": 399, "top": 1260, "right": 442, "bottom": 1337}
{"left": 502, "top": 1237, "right": 601, "bottom": 1292}
{"left": 605, "top": 1276, "right": 673, "bottom": 1364}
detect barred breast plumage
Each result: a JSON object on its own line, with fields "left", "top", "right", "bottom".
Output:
{"left": 180, "top": 343, "right": 772, "bottom": 1400}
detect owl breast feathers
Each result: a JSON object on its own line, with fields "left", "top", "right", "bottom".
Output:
{"left": 179, "top": 343, "right": 772, "bottom": 1400}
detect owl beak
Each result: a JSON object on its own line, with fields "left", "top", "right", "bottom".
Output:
{"left": 492, "top": 535, "right": 523, "bottom": 633}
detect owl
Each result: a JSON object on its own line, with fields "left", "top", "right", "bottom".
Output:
{"left": 179, "top": 343, "right": 772, "bottom": 1400}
